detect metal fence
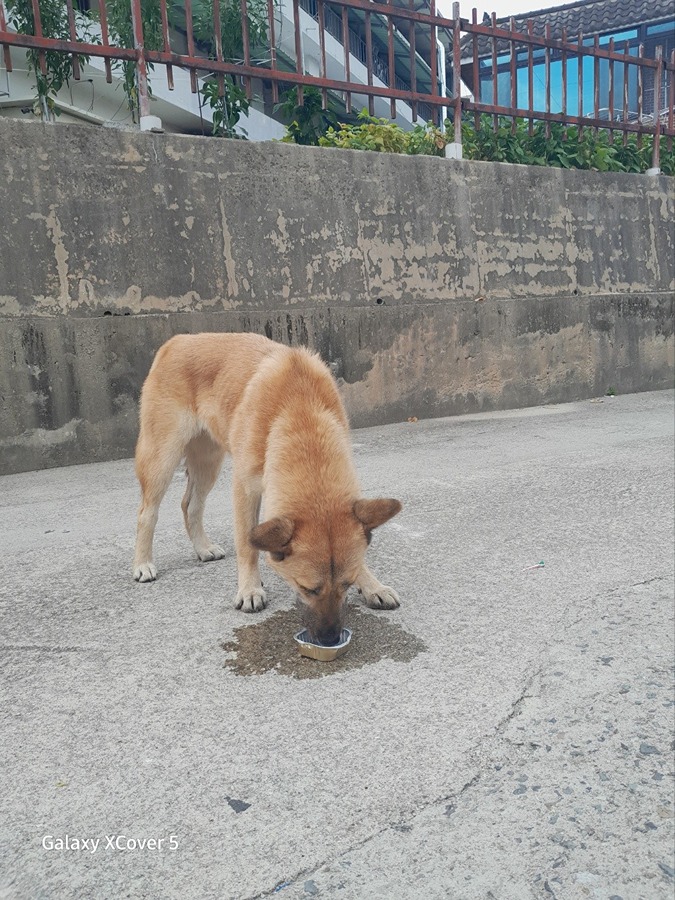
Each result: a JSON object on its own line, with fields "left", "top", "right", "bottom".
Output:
{"left": 1, "top": 0, "right": 673, "bottom": 167}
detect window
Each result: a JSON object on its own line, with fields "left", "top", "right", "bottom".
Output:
{"left": 476, "top": 20, "right": 673, "bottom": 118}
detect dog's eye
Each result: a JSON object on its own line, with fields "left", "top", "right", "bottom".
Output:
{"left": 300, "top": 585, "right": 322, "bottom": 596}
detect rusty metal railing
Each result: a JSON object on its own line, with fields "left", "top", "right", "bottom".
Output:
{"left": 1, "top": 0, "right": 673, "bottom": 167}
{"left": 461, "top": 9, "right": 675, "bottom": 165}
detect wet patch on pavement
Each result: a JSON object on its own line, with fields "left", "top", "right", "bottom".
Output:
{"left": 220, "top": 602, "right": 426, "bottom": 679}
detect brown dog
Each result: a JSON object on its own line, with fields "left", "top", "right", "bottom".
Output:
{"left": 133, "top": 333, "right": 401, "bottom": 644}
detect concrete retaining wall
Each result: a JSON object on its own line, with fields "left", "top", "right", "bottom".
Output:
{"left": 1, "top": 119, "right": 673, "bottom": 474}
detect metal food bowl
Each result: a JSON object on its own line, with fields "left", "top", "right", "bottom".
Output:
{"left": 294, "top": 628, "right": 352, "bottom": 661}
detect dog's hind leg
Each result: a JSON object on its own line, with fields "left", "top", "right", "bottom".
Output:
{"left": 133, "top": 424, "right": 187, "bottom": 583}
{"left": 182, "top": 431, "right": 226, "bottom": 563}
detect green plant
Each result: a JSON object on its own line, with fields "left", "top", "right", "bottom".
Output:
{"left": 5, "top": 0, "right": 93, "bottom": 120}
{"left": 318, "top": 109, "right": 448, "bottom": 156}
{"left": 104, "top": 0, "right": 164, "bottom": 120}
{"left": 658, "top": 144, "right": 675, "bottom": 178}
{"left": 406, "top": 121, "right": 449, "bottom": 156}
{"left": 104, "top": 0, "right": 269, "bottom": 130}
{"left": 458, "top": 115, "right": 674, "bottom": 176}
{"left": 276, "top": 86, "right": 340, "bottom": 146}
{"left": 296, "top": 107, "right": 673, "bottom": 174}
{"left": 170, "top": 0, "right": 270, "bottom": 137}
{"left": 170, "top": 0, "right": 270, "bottom": 63}
{"left": 201, "top": 76, "right": 250, "bottom": 138}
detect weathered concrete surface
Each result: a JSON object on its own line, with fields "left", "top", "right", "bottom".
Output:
{"left": 0, "top": 119, "right": 673, "bottom": 474}
{"left": 2, "top": 121, "right": 674, "bottom": 315}
{"left": 1, "top": 295, "right": 673, "bottom": 475}
{"left": 0, "top": 390, "right": 673, "bottom": 899}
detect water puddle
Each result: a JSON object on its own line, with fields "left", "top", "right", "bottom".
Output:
{"left": 220, "top": 602, "right": 426, "bottom": 679}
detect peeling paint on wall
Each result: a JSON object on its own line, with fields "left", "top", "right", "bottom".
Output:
{"left": 219, "top": 199, "right": 239, "bottom": 299}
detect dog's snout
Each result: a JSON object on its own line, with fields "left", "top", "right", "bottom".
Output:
{"left": 316, "top": 626, "right": 343, "bottom": 647}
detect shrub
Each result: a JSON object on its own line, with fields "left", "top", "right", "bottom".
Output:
{"left": 460, "top": 115, "right": 674, "bottom": 176}
{"left": 5, "top": 0, "right": 93, "bottom": 119}
{"left": 318, "top": 110, "right": 447, "bottom": 155}
{"left": 276, "top": 87, "right": 340, "bottom": 146}
{"left": 282, "top": 105, "right": 673, "bottom": 175}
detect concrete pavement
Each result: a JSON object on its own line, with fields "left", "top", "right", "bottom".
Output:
{"left": 1, "top": 390, "right": 673, "bottom": 899}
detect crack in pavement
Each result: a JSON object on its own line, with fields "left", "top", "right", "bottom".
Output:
{"left": 246, "top": 767, "right": 487, "bottom": 900}
{"left": 246, "top": 671, "right": 544, "bottom": 900}
{"left": 246, "top": 574, "right": 673, "bottom": 899}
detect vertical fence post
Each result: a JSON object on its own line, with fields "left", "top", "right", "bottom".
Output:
{"left": 637, "top": 42, "right": 644, "bottom": 149}
{"left": 622, "top": 40, "right": 629, "bottom": 146}
{"left": 98, "top": 0, "right": 113, "bottom": 84}
{"left": 561, "top": 26, "right": 568, "bottom": 122}
{"left": 365, "top": 9, "right": 374, "bottom": 116}
{"left": 238, "top": 0, "right": 252, "bottom": 100}
{"left": 527, "top": 20, "right": 534, "bottom": 135}
{"left": 607, "top": 36, "right": 614, "bottom": 143}
{"left": 317, "top": 0, "right": 327, "bottom": 110}
{"left": 429, "top": 0, "right": 438, "bottom": 123}
{"left": 342, "top": 5, "right": 351, "bottom": 114}
{"left": 407, "top": 0, "right": 418, "bottom": 122}
{"left": 160, "top": 0, "right": 174, "bottom": 90}
{"left": 490, "top": 12, "right": 498, "bottom": 133}
{"left": 184, "top": 0, "right": 198, "bottom": 94}
{"left": 131, "top": 0, "right": 160, "bottom": 130}
{"left": 593, "top": 34, "right": 599, "bottom": 136}
{"left": 265, "top": 0, "right": 278, "bottom": 104}
{"left": 64, "top": 0, "right": 81, "bottom": 82}
{"left": 29, "top": 0, "right": 49, "bottom": 118}
{"left": 544, "top": 22, "right": 551, "bottom": 139}
{"left": 668, "top": 50, "right": 674, "bottom": 154}
{"left": 29, "top": 0, "right": 47, "bottom": 79}
{"left": 577, "top": 31, "right": 584, "bottom": 137}
{"left": 648, "top": 46, "right": 663, "bottom": 174}
{"left": 292, "top": 0, "right": 303, "bottom": 107}
{"left": 386, "top": 0, "right": 396, "bottom": 119}
{"left": 446, "top": 0, "right": 462, "bottom": 158}
{"left": 509, "top": 17, "right": 517, "bottom": 135}
{"left": 471, "top": 7, "right": 479, "bottom": 131}
{"left": 0, "top": 0, "right": 14, "bottom": 76}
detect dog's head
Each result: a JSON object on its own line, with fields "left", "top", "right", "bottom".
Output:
{"left": 250, "top": 498, "right": 401, "bottom": 645}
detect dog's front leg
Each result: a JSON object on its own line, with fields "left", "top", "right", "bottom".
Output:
{"left": 232, "top": 474, "right": 267, "bottom": 613}
{"left": 355, "top": 563, "right": 400, "bottom": 610}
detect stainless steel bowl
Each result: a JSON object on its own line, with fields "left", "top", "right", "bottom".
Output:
{"left": 294, "top": 628, "right": 352, "bottom": 661}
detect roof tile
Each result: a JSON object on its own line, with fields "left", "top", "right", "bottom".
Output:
{"left": 461, "top": 0, "right": 674, "bottom": 60}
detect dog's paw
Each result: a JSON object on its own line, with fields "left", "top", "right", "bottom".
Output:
{"left": 134, "top": 562, "right": 157, "bottom": 583}
{"left": 197, "top": 543, "right": 226, "bottom": 562}
{"left": 234, "top": 587, "right": 267, "bottom": 613}
{"left": 361, "top": 584, "right": 400, "bottom": 610}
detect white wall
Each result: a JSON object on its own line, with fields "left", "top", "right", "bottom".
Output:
{"left": 0, "top": 1, "right": 442, "bottom": 136}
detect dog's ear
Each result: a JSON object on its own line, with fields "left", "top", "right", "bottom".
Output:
{"left": 353, "top": 499, "right": 402, "bottom": 531}
{"left": 249, "top": 516, "right": 295, "bottom": 559}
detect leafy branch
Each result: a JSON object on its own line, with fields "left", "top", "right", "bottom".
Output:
{"left": 317, "top": 109, "right": 447, "bottom": 156}
{"left": 460, "top": 115, "right": 674, "bottom": 176}
{"left": 286, "top": 106, "right": 673, "bottom": 175}
{"left": 5, "top": 0, "right": 94, "bottom": 120}
{"left": 276, "top": 86, "right": 340, "bottom": 146}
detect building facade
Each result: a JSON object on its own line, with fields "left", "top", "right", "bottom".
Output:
{"left": 460, "top": 0, "right": 675, "bottom": 121}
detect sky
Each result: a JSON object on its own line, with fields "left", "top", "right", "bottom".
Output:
{"left": 438, "top": 0, "right": 559, "bottom": 19}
